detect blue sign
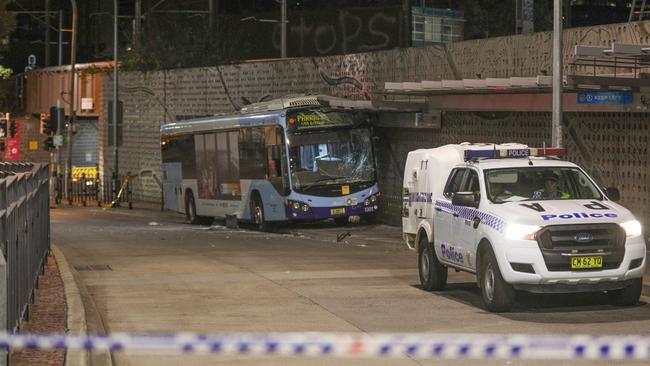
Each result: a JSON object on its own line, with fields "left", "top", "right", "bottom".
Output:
{"left": 577, "top": 91, "right": 634, "bottom": 105}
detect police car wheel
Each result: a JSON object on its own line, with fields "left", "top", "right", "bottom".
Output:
{"left": 608, "top": 278, "right": 642, "bottom": 306}
{"left": 480, "top": 247, "right": 515, "bottom": 312}
{"left": 418, "top": 235, "right": 447, "bottom": 291}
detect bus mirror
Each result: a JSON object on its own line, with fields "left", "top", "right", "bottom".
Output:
{"left": 271, "top": 145, "right": 281, "bottom": 161}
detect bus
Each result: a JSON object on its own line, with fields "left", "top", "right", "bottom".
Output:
{"left": 160, "top": 95, "right": 380, "bottom": 230}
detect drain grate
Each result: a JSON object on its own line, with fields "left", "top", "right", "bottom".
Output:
{"left": 74, "top": 264, "right": 112, "bottom": 271}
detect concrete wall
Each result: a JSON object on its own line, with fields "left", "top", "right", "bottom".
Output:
{"left": 101, "top": 20, "right": 650, "bottom": 227}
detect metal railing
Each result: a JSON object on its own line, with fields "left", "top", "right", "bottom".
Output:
{"left": 0, "top": 163, "right": 50, "bottom": 341}
{"left": 54, "top": 173, "right": 133, "bottom": 209}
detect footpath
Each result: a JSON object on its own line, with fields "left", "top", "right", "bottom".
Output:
{"left": 11, "top": 204, "right": 650, "bottom": 365}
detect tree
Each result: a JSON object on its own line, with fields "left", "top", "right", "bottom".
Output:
{"left": 0, "top": 0, "right": 16, "bottom": 79}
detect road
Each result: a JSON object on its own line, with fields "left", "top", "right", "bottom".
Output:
{"left": 52, "top": 207, "right": 650, "bottom": 366}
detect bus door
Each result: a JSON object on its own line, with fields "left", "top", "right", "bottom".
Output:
{"left": 163, "top": 162, "right": 183, "bottom": 212}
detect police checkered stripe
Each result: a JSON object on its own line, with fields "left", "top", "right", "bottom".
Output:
{"left": 435, "top": 200, "right": 505, "bottom": 233}
{"left": 0, "top": 332, "right": 649, "bottom": 360}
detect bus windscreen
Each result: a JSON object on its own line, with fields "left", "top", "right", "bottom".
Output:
{"left": 288, "top": 127, "right": 375, "bottom": 192}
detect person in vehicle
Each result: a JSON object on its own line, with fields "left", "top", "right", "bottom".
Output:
{"left": 532, "top": 172, "right": 570, "bottom": 199}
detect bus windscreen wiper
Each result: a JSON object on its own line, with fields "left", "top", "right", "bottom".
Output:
{"left": 302, "top": 175, "right": 348, "bottom": 190}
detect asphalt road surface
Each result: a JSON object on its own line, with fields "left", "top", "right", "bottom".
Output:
{"left": 52, "top": 207, "right": 650, "bottom": 366}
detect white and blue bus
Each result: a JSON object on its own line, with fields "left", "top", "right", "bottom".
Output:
{"left": 160, "top": 95, "right": 380, "bottom": 229}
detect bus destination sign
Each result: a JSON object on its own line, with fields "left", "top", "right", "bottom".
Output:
{"left": 289, "top": 111, "right": 354, "bottom": 130}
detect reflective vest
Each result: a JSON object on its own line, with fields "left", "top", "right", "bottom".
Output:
{"left": 533, "top": 189, "right": 571, "bottom": 199}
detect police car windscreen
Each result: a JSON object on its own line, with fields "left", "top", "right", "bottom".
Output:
{"left": 485, "top": 167, "right": 603, "bottom": 203}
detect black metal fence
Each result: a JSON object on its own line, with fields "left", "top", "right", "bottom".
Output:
{"left": 0, "top": 163, "right": 50, "bottom": 335}
{"left": 54, "top": 173, "right": 133, "bottom": 209}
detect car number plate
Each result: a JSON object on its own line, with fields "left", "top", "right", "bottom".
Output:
{"left": 330, "top": 208, "right": 345, "bottom": 215}
{"left": 571, "top": 256, "right": 603, "bottom": 269}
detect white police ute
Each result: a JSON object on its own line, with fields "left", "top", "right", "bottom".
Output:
{"left": 402, "top": 143, "right": 646, "bottom": 312}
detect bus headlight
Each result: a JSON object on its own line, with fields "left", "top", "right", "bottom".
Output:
{"left": 505, "top": 224, "right": 541, "bottom": 241}
{"left": 364, "top": 199, "right": 370, "bottom": 206}
{"left": 286, "top": 200, "right": 310, "bottom": 212}
{"left": 620, "top": 220, "right": 642, "bottom": 237}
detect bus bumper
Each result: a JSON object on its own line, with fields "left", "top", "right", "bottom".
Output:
{"left": 285, "top": 201, "right": 379, "bottom": 220}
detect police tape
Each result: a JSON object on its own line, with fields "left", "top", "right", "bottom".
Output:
{"left": 2, "top": 332, "right": 650, "bottom": 359}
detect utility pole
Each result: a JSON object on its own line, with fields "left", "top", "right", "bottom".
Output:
{"left": 209, "top": 0, "right": 215, "bottom": 36}
{"left": 280, "top": 0, "right": 286, "bottom": 58}
{"left": 56, "top": 10, "right": 63, "bottom": 191}
{"left": 58, "top": 10, "right": 63, "bottom": 66}
{"left": 65, "top": 0, "right": 77, "bottom": 203}
{"left": 134, "top": 0, "right": 142, "bottom": 49}
{"left": 45, "top": 0, "right": 50, "bottom": 67}
{"left": 552, "top": 0, "right": 563, "bottom": 147}
{"left": 114, "top": 0, "right": 120, "bottom": 183}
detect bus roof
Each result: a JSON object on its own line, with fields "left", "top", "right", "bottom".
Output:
{"left": 160, "top": 110, "right": 284, "bottom": 136}
{"left": 160, "top": 95, "right": 335, "bottom": 136}
{"left": 160, "top": 94, "right": 432, "bottom": 136}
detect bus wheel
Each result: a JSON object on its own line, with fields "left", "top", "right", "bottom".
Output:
{"left": 185, "top": 192, "right": 200, "bottom": 225}
{"left": 252, "top": 197, "right": 273, "bottom": 232}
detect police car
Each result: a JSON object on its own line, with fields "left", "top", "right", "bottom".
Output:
{"left": 402, "top": 143, "right": 646, "bottom": 312}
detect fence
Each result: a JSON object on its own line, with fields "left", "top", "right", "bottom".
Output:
{"left": 54, "top": 173, "right": 133, "bottom": 209}
{"left": 0, "top": 163, "right": 50, "bottom": 365}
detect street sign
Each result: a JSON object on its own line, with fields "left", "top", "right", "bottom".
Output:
{"left": 53, "top": 135, "right": 63, "bottom": 146}
{"left": 81, "top": 98, "right": 93, "bottom": 110}
{"left": 577, "top": 91, "right": 633, "bottom": 105}
{"left": 4, "top": 138, "right": 19, "bottom": 161}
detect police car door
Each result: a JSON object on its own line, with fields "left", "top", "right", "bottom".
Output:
{"left": 409, "top": 158, "right": 430, "bottom": 220}
{"left": 434, "top": 168, "right": 467, "bottom": 260}
{"left": 455, "top": 168, "right": 480, "bottom": 271}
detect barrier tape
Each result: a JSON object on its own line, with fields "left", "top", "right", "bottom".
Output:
{"left": 2, "top": 332, "right": 650, "bottom": 360}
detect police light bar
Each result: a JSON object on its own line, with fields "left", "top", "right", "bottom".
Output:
{"left": 464, "top": 147, "right": 567, "bottom": 160}
{"left": 532, "top": 147, "right": 567, "bottom": 157}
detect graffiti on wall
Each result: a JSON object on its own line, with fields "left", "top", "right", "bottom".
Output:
{"left": 244, "top": 7, "right": 403, "bottom": 58}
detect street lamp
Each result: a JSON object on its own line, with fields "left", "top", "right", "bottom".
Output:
{"left": 240, "top": 0, "right": 287, "bottom": 58}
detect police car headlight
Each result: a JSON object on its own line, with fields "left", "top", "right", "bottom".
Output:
{"left": 620, "top": 220, "right": 642, "bottom": 237}
{"left": 505, "top": 224, "right": 541, "bottom": 241}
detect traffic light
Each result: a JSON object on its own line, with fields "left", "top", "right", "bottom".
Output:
{"left": 40, "top": 113, "right": 53, "bottom": 135}
{"left": 42, "top": 136, "right": 54, "bottom": 151}
{"left": 0, "top": 112, "right": 6, "bottom": 138}
{"left": 8, "top": 113, "right": 16, "bottom": 138}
